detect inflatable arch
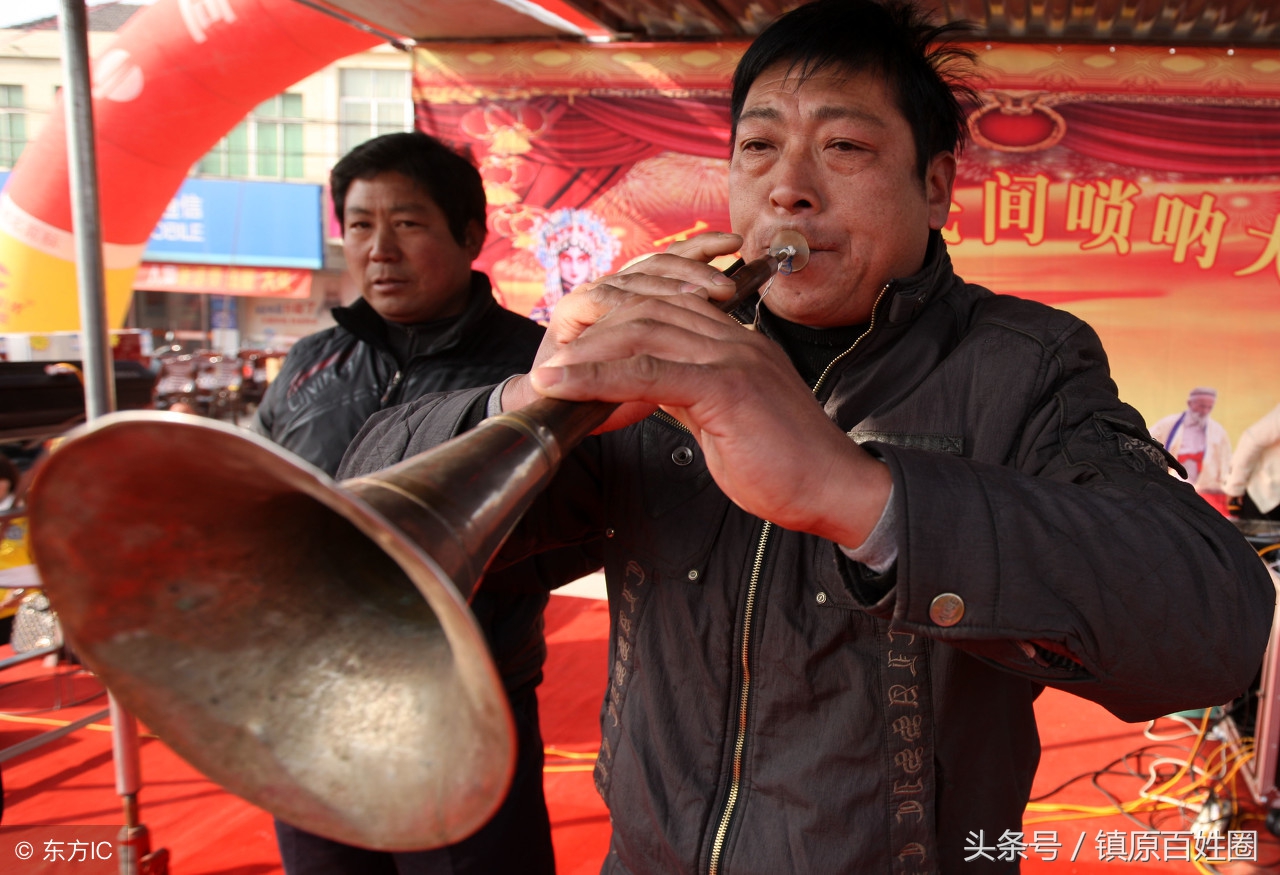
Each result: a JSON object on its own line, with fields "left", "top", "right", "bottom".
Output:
{"left": 0, "top": 0, "right": 379, "bottom": 333}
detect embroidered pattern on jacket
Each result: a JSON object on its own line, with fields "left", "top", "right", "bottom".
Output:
{"left": 883, "top": 625, "right": 939, "bottom": 875}
{"left": 595, "top": 559, "right": 646, "bottom": 795}
{"left": 286, "top": 349, "right": 346, "bottom": 399}
{"left": 1114, "top": 433, "right": 1169, "bottom": 472}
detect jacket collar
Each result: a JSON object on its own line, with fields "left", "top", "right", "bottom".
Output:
{"left": 876, "top": 230, "right": 956, "bottom": 327}
{"left": 332, "top": 271, "right": 499, "bottom": 357}
{"left": 731, "top": 231, "right": 957, "bottom": 331}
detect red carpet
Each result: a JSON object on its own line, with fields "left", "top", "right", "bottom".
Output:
{"left": 1, "top": 592, "right": 1276, "bottom": 873}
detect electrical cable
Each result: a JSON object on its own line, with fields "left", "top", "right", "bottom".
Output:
{"left": 0, "top": 710, "right": 157, "bottom": 739}
{"left": 1023, "top": 705, "right": 1280, "bottom": 869}
{"left": 543, "top": 745, "right": 598, "bottom": 773}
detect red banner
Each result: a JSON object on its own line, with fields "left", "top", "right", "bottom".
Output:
{"left": 413, "top": 41, "right": 1280, "bottom": 439}
{"left": 135, "top": 262, "right": 312, "bottom": 299}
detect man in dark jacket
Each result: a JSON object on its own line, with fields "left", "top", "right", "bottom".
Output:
{"left": 253, "top": 131, "right": 561, "bottom": 875}
{"left": 253, "top": 132, "right": 544, "bottom": 477}
{"left": 340, "top": 3, "right": 1277, "bottom": 873}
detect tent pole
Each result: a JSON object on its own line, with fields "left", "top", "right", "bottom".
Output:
{"left": 57, "top": 3, "right": 167, "bottom": 873}
{"left": 57, "top": 0, "right": 113, "bottom": 417}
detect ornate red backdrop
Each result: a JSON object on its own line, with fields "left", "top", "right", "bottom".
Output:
{"left": 414, "top": 41, "right": 1280, "bottom": 437}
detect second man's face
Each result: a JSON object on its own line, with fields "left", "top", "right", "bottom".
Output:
{"left": 728, "top": 62, "right": 955, "bottom": 329}
{"left": 342, "top": 171, "right": 482, "bottom": 324}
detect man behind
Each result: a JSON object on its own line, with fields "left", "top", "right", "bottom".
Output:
{"left": 253, "top": 130, "right": 558, "bottom": 874}
{"left": 341, "top": 3, "right": 1275, "bottom": 872}
{"left": 1149, "top": 386, "right": 1233, "bottom": 503}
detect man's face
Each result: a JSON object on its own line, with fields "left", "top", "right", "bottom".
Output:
{"left": 558, "top": 245, "right": 594, "bottom": 292}
{"left": 342, "top": 171, "right": 482, "bottom": 324}
{"left": 729, "top": 63, "right": 954, "bottom": 328}
{"left": 1187, "top": 395, "right": 1216, "bottom": 421}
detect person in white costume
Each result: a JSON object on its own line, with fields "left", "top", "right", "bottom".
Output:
{"left": 1149, "top": 387, "right": 1232, "bottom": 502}
{"left": 1225, "top": 401, "right": 1280, "bottom": 520}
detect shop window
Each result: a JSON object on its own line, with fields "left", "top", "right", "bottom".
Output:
{"left": 339, "top": 69, "right": 412, "bottom": 155}
{"left": 0, "top": 85, "right": 25, "bottom": 169}
{"left": 197, "top": 93, "right": 304, "bottom": 179}
{"left": 130, "top": 290, "right": 209, "bottom": 338}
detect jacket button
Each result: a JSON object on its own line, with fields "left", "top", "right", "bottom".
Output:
{"left": 687, "top": 569, "right": 699, "bottom": 581}
{"left": 929, "top": 593, "right": 965, "bottom": 627}
{"left": 815, "top": 591, "right": 828, "bottom": 604}
{"left": 671, "top": 446, "right": 694, "bottom": 466}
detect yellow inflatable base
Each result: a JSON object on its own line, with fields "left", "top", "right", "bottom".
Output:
{"left": 0, "top": 230, "right": 137, "bottom": 333}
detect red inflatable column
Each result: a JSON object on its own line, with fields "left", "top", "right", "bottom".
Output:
{"left": 0, "top": 0, "right": 378, "bottom": 332}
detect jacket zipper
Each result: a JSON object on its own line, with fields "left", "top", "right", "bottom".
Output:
{"left": 703, "top": 281, "right": 891, "bottom": 875}
{"left": 707, "top": 520, "right": 771, "bottom": 875}
{"left": 379, "top": 369, "right": 403, "bottom": 406}
{"left": 811, "top": 281, "right": 891, "bottom": 395}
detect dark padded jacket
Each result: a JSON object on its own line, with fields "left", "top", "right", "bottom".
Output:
{"left": 252, "top": 273, "right": 572, "bottom": 702}
{"left": 253, "top": 272, "right": 544, "bottom": 478}
{"left": 340, "top": 241, "right": 1276, "bottom": 875}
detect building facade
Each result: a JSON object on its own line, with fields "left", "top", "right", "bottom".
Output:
{"left": 0, "top": 4, "right": 414, "bottom": 354}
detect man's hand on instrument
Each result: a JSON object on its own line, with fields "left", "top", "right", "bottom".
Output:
{"left": 501, "top": 232, "right": 743, "bottom": 420}
{"left": 519, "top": 256, "right": 892, "bottom": 548}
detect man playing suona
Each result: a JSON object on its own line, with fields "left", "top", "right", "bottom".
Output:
{"left": 340, "top": 2, "right": 1276, "bottom": 872}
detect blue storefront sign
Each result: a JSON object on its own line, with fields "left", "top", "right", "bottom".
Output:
{"left": 144, "top": 178, "right": 323, "bottom": 269}
{"left": 2, "top": 174, "right": 322, "bottom": 269}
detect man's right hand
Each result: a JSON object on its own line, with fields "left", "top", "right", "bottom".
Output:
{"left": 500, "top": 231, "right": 745, "bottom": 426}
{"left": 498, "top": 232, "right": 894, "bottom": 551}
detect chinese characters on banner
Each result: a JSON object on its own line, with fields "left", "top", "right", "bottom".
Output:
{"left": 413, "top": 41, "right": 1280, "bottom": 437}
{"left": 134, "top": 262, "right": 312, "bottom": 299}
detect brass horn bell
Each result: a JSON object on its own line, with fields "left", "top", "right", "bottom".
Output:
{"left": 27, "top": 410, "right": 546, "bottom": 851}
{"left": 25, "top": 251, "right": 794, "bottom": 851}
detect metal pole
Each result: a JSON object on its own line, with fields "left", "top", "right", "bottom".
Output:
{"left": 57, "top": 0, "right": 114, "bottom": 418}
{"left": 57, "top": 4, "right": 165, "bottom": 873}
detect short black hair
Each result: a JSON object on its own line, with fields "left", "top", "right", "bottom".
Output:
{"left": 330, "top": 131, "right": 487, "bottom": 247}
{"left": 731, "top": 0, "right": 977, "bottom": 181}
